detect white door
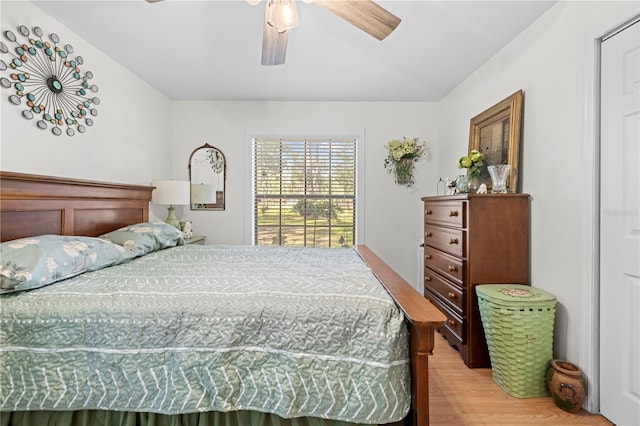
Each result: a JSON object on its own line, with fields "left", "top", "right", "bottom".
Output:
{"left": 600, "top": 19, "right": 640, "bottom": 426}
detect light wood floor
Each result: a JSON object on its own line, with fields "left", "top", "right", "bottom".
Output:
{"left": 428, "top": 333, "right": 613, "bottom": 425}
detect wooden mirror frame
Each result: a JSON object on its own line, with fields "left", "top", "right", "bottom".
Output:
{"left": 188, "top": 143, "right": 226, "bottom": 211}
{"left": 468, "top": 90, "right": 524, "bottom": 192}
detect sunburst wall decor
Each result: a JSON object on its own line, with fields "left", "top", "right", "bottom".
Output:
{"left": 0, "top": 25, "right": 100, "bottom": 136}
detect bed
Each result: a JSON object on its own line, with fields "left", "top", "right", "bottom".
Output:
{"left": 0, "top": 171, "right": 445, "bottom": 426}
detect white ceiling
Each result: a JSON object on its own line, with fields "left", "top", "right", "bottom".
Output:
{"left": 30, "top": 0, "right": 556, "bottom": 102}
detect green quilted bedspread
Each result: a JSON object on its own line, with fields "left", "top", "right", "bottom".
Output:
{"left": 0, "top": 245, "right": 410, "bottom": 423}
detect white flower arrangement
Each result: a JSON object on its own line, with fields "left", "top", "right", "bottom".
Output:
{"left": 383, "top": 137, "right": 428, "bottom": 186}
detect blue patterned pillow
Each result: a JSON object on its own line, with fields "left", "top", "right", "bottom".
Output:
{"left": 0, "top": 235, "right": 127, "bottom": 294}
{"left": 99, "top": 221, "right": 184, "bottom": 257}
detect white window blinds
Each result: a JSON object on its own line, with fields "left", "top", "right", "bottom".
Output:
{"left": 253, "top": 137, "right": 357, "bottom": 247}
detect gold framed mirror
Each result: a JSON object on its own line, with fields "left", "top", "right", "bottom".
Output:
{"left": 468, "top": 90, "right": 523, "bottom": 192}
{"left": 188, "top": 143, "right": 226, "bottom": 211}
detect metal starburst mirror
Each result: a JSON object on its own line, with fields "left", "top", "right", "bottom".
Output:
{"left": 0, "top": 25, "right": 100, "bottom": 137}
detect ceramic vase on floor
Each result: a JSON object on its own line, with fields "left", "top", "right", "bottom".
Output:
{"left": 546, "top": 360, "right": 587, "bottom": 413}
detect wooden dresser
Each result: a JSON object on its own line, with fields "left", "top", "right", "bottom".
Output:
{"left": 421, "top": 194, "right": 530, "bottom": 368}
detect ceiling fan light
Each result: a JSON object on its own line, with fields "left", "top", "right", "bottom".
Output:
{"left": 266, "top": 0, "right": 299, "bottom": 31}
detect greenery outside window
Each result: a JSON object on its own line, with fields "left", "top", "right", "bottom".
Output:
{"left": 253, "top": 137, "right": 357, "bottom": 247}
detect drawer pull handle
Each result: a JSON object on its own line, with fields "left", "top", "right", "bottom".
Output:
{"left": 447, "top": 319, "right": 456, "bottom": 327}
{"left": 448, "top": 265, "right": 457, "bottom": 272}
{"left": 426, "top": 210, "right": 433, "bottom": 215}
{"left": 426, "top": 232, "right": 433, "bottom": 237}
{"left": 449, "top": 238, "right": 458, "bottom": 245}
{"left": 449, "top": 210, "right": 459, "bottom": 217}
{"left": 425, "top": 254, "right": 432, "bottom": 259}
{"left": 448, "top": 292, "right": 456, "bottom": 299}
{"left": 425, "top": 276, "right": 432, "bottom": 282}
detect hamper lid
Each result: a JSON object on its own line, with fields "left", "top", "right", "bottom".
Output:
{"left": 476, "top": 284, "right": 556, "bottom": 305}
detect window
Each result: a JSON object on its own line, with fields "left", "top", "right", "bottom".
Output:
{"left": 253, "top": 137, "right": 357, "bottom": 247}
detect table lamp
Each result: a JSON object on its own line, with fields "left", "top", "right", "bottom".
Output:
{"left": 151, "top": 180, "right": 190, "bottom": 228}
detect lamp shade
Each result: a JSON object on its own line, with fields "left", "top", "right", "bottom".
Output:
{"left": 151, "top": 180, "right": 190, "bottom": 206}
{"left": 191, "top": 184, "right": 217, "bottom": 204}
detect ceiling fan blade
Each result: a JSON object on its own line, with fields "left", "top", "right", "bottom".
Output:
{"left": 314, "top": 0, "right": 400, "bottom": 41}
{"left": 261, "top": 19, "right": 289, "bottom": 65}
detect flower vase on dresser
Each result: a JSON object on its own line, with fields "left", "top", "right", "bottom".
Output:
{"left": 467, "top": 172, "right": 480, "bottom": 193}
{"left": 487, "top": 164, "right": 511, "bottom": 193}
{"left": 455, "top": 173, "right": 480, "bottom": 194}
{"left": 457, "top": 150, "right": 484, "bottom": 193}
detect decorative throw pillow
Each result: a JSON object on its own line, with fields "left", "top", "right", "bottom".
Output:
{"left": 99, "top": 221, "right": 184, "bottom": 257}
{"left": 0, "top": 235, "right": 127, "bottom": 294}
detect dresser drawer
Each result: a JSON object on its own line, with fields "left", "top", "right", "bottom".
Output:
{"left": 424, "top": 246, "right": 464, "bottom": 284}
{"left": 424, "top": 225, "right": 465, "bottom": 258}
{"left": 424, "top": 267, "right": 463, "bottom": 313}
{"left": 424, "top": 200, "right": 466, "bottom": 228}
{"left": 425, "top": 288, "right": 464, "bottom": 343}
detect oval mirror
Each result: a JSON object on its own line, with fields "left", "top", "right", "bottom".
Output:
{"left": 188, "top": 143, "right": 226, "bottom": 211}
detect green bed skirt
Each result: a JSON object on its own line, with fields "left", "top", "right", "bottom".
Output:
{"left": 1, "top": 410, "right": 370, "bottom": 426}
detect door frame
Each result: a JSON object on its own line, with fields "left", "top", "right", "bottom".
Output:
{"left": 581, "top": 6, "right": 640, "bottom": 414}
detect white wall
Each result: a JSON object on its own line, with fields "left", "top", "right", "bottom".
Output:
{"left": 0, "top": 1, "right": 172, "bottom": 186}
{"left": 438, "top": 0, "right": 637, "bottom": 369}
{"left": 171, "top": 101, "right": 440, "bottom": 287}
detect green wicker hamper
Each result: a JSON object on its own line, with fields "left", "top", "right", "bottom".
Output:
{"left": 476, "top": 284, "right": 556, "bottom": 398}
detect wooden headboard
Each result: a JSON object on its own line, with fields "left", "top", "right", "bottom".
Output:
{"left": 0, "top": 171, "right": 153, "bottom": 242}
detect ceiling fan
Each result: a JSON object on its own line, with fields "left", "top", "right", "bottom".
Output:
{"left": 145, "top": 0, "right": 401, "bottom": 66}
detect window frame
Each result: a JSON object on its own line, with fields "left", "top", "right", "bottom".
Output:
{"left": 245, "top": 129, "right": 365, "bottom": 246}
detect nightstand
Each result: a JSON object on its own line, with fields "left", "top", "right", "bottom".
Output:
{"left": 184, "top": 235, "right": 206, "bottom": 245}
